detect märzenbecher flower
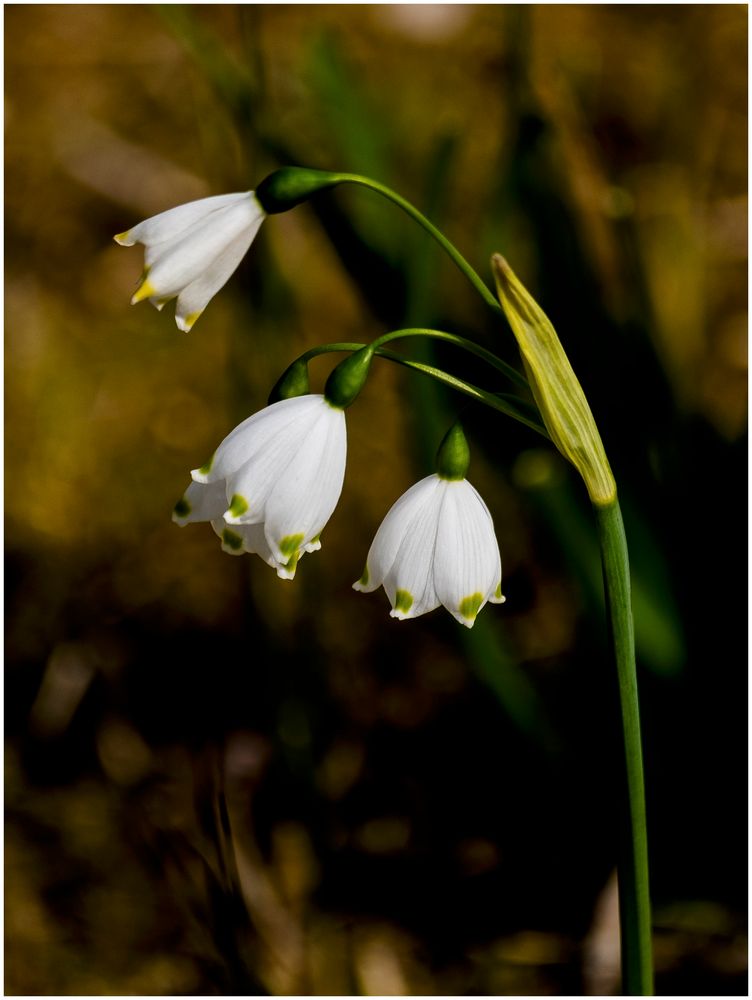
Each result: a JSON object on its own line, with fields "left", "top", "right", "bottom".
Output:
{"left": 354, "top": 423, "right": 504, "bottom": 627}
{"left": 115, "top": 192, "right": 265, "bottom": 331}
{"left": 173, "top": 394, "right": 347, "bottom": 579}
{"left": 354, "top": 476, "right": 505, "bottom": 627}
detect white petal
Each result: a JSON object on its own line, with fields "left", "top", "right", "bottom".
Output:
{"left": 193, "top": 395, "right": 322, "bottom": 485}
{"left": 174, "top": 223, "right": 261, "bottom": 331}
{"left": 172, "top": 479, "right": 227, "bottom": 525}
{"left": 119, "top": 192, "right": 256, "bottom": 247}
{"left": 210, "top": 517, "right": 246, "bottom": 556}
{"left": 383, "top": 481, "right": 447, "bottom": 619}
{"left": 262, "top": 405, "right": 347, "bottom": 563}
{"left": 143, "top": 196, "right": 264, "bottom": 299}
{"left": 210, "top": 518, "right": 278, "bottom": 564}
{"left": 354, "top": 475, "right": 441, "bottom": 593}
{"left": 222, "top": 397, "right": 333, "bottom": 523}
{"left": 209, "top": 520, "right": 308, "bottom": 580}
{"left": 149, "top": 294, "right": 173, "bottom": 312}
{"left": 433, "top": 480, "right": 502, "bottom": 627}
{"left": 467, "top": 484, "right": 504, "bottom": 604}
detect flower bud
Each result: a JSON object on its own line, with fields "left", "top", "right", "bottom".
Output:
{"left": 268, "top": 358, "right": 311, "bottom": 404}
{"left": 255, "top": 167, "right": 341, "bottom": 215}
{"left": 491, "top": 254, "right": 616, "bottom": 506}
{"left": 435, "top": 421, "right": 470, "bottom": 481}
{"left": 324, "top": 347, "right": 374, "bottom": 410}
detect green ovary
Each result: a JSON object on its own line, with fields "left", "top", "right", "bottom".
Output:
{"left": 222, "top": 528, "right": 243, "bottom": 552}
{"left": 394, "top": 589, "right": 413, "bottom": 614}
{"left": 459, "top": 592, "right": 484, "bottom": 621}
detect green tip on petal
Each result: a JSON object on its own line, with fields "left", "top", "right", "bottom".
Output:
{"left": 358, "top": 564, "right": 369, "bottom": 587}
{"left": 284, "top": 550, "right": 300, "bottom": 575}
{"left": 276, "top": 538, "right": 304, "bottom": 579}
{"left": 228, "top": 493, "right": 249, "bottom": 518}
{"left": 221, "top": 527, "right": 244, "bottom": 553}
{"left": 197, "top": 455, "right": 214, "bottom": 476}
{"left": 173, "top": 497, "right": 191, "bottom": 519}
{"left": 458, "top": 592, "right": 484, "bottom": 622}
{"left": 394, "top": 589, "right": 414, "bottom": 615}
{"left": 279, "top": 533, "right": 305, "bottom": 559}
{"left": 494, "top": 582, "right": 506, "bottom": 603}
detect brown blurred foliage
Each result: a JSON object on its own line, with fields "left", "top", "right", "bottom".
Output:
{"left": 5, "top": 5, "right": 747, "bottom": 996}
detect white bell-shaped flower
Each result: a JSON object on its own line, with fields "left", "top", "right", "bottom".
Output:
{"left": 173, "top": 394, "right": 347, "bottom": 579}
{"left": 354, "top": 474, "right": 505, "bottom": 627}
{"left": 115, "top": 192, "right": 265, "bottom": 331}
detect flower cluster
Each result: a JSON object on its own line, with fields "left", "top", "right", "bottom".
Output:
{"left": 173, "top": 389, "right": 503, "bottom": 627}
{"left": 118, "top": 190, "right": 505, "bottom": 627}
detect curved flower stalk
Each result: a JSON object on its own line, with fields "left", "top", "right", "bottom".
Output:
{"left": 173, "top": 394, "right": 346, "bottom": 578}
{"left": 115, "top": 192, "right": 265, "bottom": 331}
{"left": 354, "top": 424, "right": 504, "bottom": 628}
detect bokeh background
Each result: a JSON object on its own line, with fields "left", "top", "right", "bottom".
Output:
{"left": 5, "top": 4, "right": 747, "bottom": 995}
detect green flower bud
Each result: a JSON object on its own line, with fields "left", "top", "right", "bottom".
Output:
{"left": 268, "top": 358, "right": 311, "bottom": 404}
{"left": 435, "top": 421, "right": 470, "bottom": 481}
{"left": 255, "top": 167, "right": 341, "bottom": 215}
{"left": 492, "top": 254, "right": 616, "bottom": 506}
{"left": 324, "top": 347, "right": 374, "bottom": 410}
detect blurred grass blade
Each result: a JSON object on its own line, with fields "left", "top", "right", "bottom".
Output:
{"left": 306, "top": 31, "right": 395, "bottom": 254}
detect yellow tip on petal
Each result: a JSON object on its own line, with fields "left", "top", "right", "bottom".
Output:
{"left": 176, "top": 311, "right": 202, "bottom": 332}
{"left": 131, "top": 279, "right": 156, "bottom": 305}
{"left": 113, "top": 230, "right": 133, "bottom": 246}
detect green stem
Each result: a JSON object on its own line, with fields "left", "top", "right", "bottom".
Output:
{"left": 380, "top": 349, "right": 546, "bottom": 437}
{"left": 300, "top": 341, "right": 548, "bottom": 438}
{"left": 333, "top": 173, "right": 504, "bottom": 318}
{"left": 371, "top": 327, "right": 528, "bottom": 391}
{"left": 594, "top": 499, "right": 653, "bottom": 995}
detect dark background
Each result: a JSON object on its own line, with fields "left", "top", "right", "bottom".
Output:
{"left": 5, "top": 5, "right": 747, "bottom": 995}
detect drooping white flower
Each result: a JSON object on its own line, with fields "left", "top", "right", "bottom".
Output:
{"left": 354, "top": 474, "right": 505, "bottom": 627}
{"left": 173, "top": 394, "right": 347, "bottom": 579}
{"left": 115, "top": 192, "right": 265, "bottom": 331}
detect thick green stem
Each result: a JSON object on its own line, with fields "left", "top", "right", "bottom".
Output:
{"left": 595, "top": 499, "right": 653, "bottom": 995}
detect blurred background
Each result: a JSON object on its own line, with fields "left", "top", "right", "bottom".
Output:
{"left": 5, "top": 5, "right": 747, "bottom": 995}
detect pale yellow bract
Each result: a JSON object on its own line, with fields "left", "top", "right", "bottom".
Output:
{"left": 492, "top": 254, "right": 616, "bottom": 507}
